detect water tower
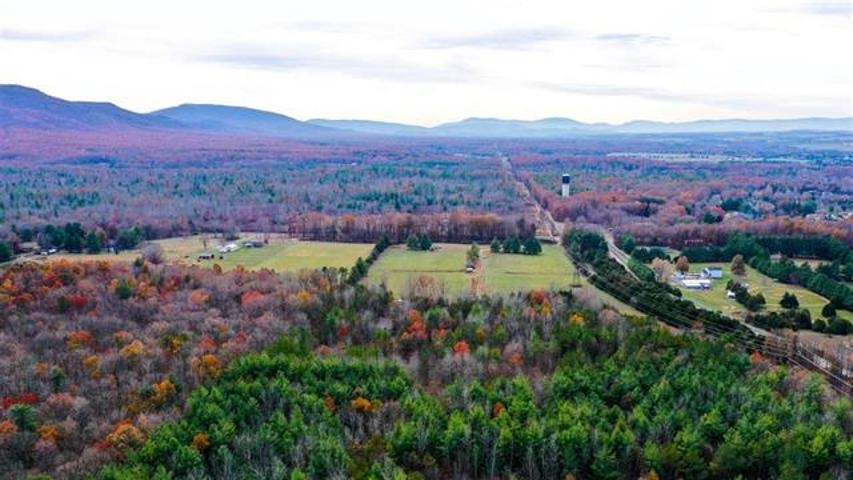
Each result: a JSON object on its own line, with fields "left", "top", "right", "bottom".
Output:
{"left": 561, "top": 174, "right": 571, "bottom": 197}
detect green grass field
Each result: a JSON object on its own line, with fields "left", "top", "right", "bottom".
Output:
{"left": 37, "top": 235, "right": 374, "bottom": 273}
{"left": 365, "top": 243, "right": 474, "bottom": 296}
{"left": 677, "top": 262, "right": 851, "bottom": 323}
{"left": 484, "top": 245, "right": 576, "bottom": 294}
{"left": 365, "top": 243, "right": 579, "bottom": 297}
{"left": 195, "top": 240, "right": 374, "bottom": 272}
{"left": 365, "top": 243, "right": 642, "bottom": 316}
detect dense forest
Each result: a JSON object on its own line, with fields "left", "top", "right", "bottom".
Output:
{"left": 515, "top": 150, "right": 852, "bottom": 246}
{"left": 0, "top": 254, "right": 851, "bottom": 478}
{"left": 1, "top": 134, "right": 850, "bottom": 257}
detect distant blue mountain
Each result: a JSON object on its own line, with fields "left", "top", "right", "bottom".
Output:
{"left": 312, "top": 115, "right": 852, "bottom": 137}
{"left": 2, "top": 84, "right": 851, "bottom": 138}
{"left": 0, "top": 84, "right": 182, "bottom": 131}
{"left": 152, "top": 104, "right": 337, "bottom": 137}
{"left": 308, "top": 119, "right": 430, "bottom": 136}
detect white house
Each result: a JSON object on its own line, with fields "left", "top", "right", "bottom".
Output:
{"left": 682, "top": 278, "right": 711, "bottom": 289}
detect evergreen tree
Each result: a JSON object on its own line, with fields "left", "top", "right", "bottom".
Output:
{"left": 780, "top": 292, "right": 799, "bottom": 310}
{"left": 63, "top": 222, "right": 86, "bottom": 253}
{"left": 418, "top": 234, "right": 432, "bottom": 251}
{"left": 503, "top": 235, "right": 521, "bottom": 254}
{"left": 618, "top": 235, "right": 636, "bottom": 254}
{"left": 523, "top": 236, "right": 542, "bottom": 255}
{"left": 406, "top": 234, "right": 420, "bottom": 250}
{"left": 490, "top": 238, "right": 502, "bottom": 254}
{"left": 85, "top": 231, "right": 103, "bottom": 254}
{"left": 0, "top": 240, "right": 11, "bottom": 262}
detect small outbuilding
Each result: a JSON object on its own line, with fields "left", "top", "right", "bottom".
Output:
{"left": 702, "top": 267, "right": 723, "bottom": 279}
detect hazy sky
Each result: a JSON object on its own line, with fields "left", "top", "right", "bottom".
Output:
{"left": 1, "top": 0, "right": 851, "bottom": 125}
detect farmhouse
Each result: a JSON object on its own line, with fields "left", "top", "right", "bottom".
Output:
{"left": 702, "top": 267, "right": 723, "bottom": 279}
{"left": 681, "top": 278, "right": 711, "bottom": 290}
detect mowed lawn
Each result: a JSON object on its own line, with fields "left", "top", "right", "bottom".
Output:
{"left": 678, "top": 262, "right": 851, "bottom": 323}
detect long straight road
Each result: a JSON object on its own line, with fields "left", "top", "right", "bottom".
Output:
{"left": 496, "top": 152, "right": 560, "bottom": 242}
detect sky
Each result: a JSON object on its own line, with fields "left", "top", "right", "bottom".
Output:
{"left": 0, "top": 0, "right": 851, "bottom": 125}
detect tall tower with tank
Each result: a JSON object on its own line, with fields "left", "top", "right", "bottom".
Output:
{"left": 561, "top": 174, "right": 571, "bottom": 197}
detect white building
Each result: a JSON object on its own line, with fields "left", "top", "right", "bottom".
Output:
{"left": 217, "top": 243, "right": 240, "bottom": 254}
{"left": 561, "top": 174, "right": 571, "bottom": 197}
{"left": 702, "top": 267, "right": 723, "bottom": 279}
{"left": 682, "top": 278, "right": 711, "bottom": 290}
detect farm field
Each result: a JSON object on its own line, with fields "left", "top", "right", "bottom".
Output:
{"left": 365, "top": 243, "right": 643, "bottom": 314}
{"left": 41, "top": 235, "right": 207, "bottom": 265}
{"left": 365, "top": 243, "right": 475, "bottom": 296}
{"left": 32, "top": 235, "right": 374, "bottom": 273}
{"left": 484, "top": 244, "right": 577, "bottom": 294}
{"left": 677, "top": 262, "right": 852, "bottom": 323}
{"left": 198, "top": 240, "right": 373, "bottom": 272}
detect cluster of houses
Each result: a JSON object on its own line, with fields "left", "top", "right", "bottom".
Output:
{"left": 675, "top": 266, "right": 723, "bottom": 290}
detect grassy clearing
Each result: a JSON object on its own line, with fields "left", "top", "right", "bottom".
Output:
{"left": 200, "top": 241, "right": 373, "bottom": 272}
{"left": 36, "top": 235, "right": 373, "bottom": 273}
{"left": 40, "top": 235, "right": 210, "bottom": 265}
{"left": 677, "top": 262, "right": 850, "bottom": 322}
{"left": 365, "top": 243, "right": 474, "bottom": 296}
{"left": 484, "top": 245, "right": 575, "bottom": 294}
{"left": 365, "top": 243, "right": 643, "bottom": 315}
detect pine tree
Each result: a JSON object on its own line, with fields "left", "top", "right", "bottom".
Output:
{"left": 780, "top": 292, "right": 799, "bottom": 310}
{"left": 523, "top": 237, "right": 542, "bottom": 255}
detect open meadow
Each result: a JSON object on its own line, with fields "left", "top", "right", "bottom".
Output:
{"left": 365, "top": 243, "right": 581, "bottom": 297}
{"left": 199, "top": 240, "right": 373, "bottom": 272}
{"left": 365, "top": 242, "right": 642, "bottom": 316}
{"left": 33, "top": 235, "right": 374, "bottom": 273}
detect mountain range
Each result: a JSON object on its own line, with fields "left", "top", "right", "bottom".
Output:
{"left": 2, "top": 84, "right": 851, "bottom": 139}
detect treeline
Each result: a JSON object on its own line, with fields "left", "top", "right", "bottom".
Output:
{"left": 747, "top": 308, "right": 851, "bottom": 335}
{"left": 489, "top": 235, "right": 542, "bottom": 255}
{"left": 681, "top": 233, "right": 853, "bottom": 311}
{"left": 347, "top": 235, "right": 392, "bottom": 284}
{"left": 6, "top": 222, "right": 146, "bottom": 255}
